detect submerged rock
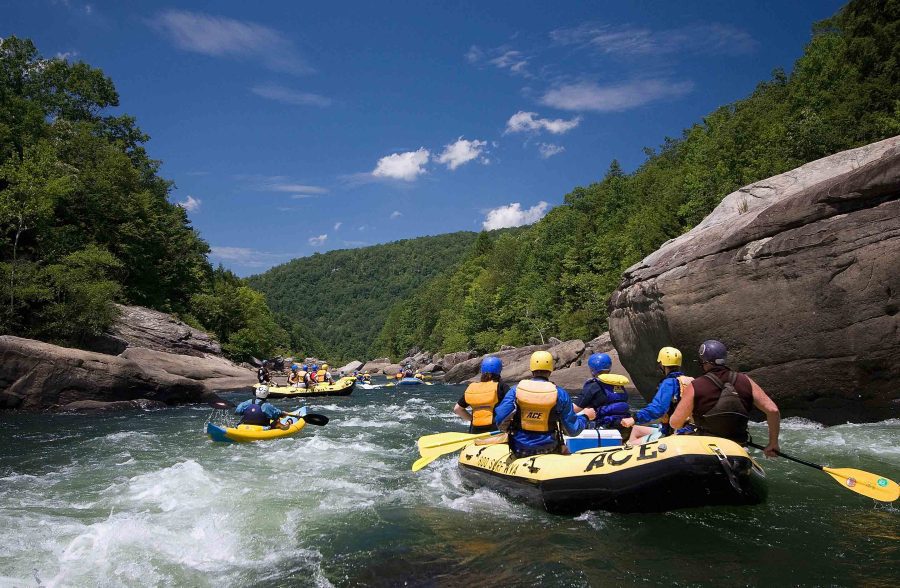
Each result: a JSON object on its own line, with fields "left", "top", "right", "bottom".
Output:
{"left": 608, "top": 136, "right": 900, "bottom": 424}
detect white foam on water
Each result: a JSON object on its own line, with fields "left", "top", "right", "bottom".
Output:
{"left": 779, "top": 417, "right": 825, "bottom": 430}
{"left": 335, "top": 417, "right": 404, "bottom": 429}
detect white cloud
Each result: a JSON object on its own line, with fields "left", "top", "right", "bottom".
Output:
{"left": 467, "top": 45, "right": 530, "bottom": 77}
{"left": 540, "top": 79, "right": 694, "bottom": 112}
{"left": 54, "top": 51, "right": 79, "bottom": 61}
{"left": 436, "top": 137, "right": 488, "bottom": 170}
{"left": 209, "top": 246, "right": 301, "bottom": 269}
{"left": 538, "top": 143, "right": 565, "bottom": 159}
{"left": 151, "top": 10, "right": 309, "bottom": 73}
{"left": 483, "top": 201, "right": 549, "bottom": 230}
{"left": 177, "top": 195, "right": 201, "bottom": 212}
{"left": 333, "top": 221, "right": 342, "bottom": 231}
{"left": 550, "top": 22, "right": 756, "bottom": 56}
{"left": 465, "top": 45, "right": 483, "bottom": 63}
{"left": 372, "top": 148, "right": 430, "bottom": 181}
{"left": 251, "top": 83, "right": 330, "bottom": 107}
{"left": 237, "top": 176, "right": 328, "bottom": 195}
{"left": 504, "top": 111, "right": 581, "bottom": 135}
{"left": 308, "top": 234, "right": 327, "bottom": 246}
{"left": 390, "top": 211, "right": 403, "bottom": 220}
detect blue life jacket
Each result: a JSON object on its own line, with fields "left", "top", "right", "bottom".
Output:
{"left": 240, "top": 399, "right": 271, "bottom": 426}
{"left": 582, "top": 378, "right": 630, "bottom": 428}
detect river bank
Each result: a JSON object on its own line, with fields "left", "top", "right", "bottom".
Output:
{"left": 1, "top": 384, "right": 897, "bottom": 587}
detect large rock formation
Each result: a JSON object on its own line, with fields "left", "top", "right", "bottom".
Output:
{"left": 84, "top": 304, "right": 221, "bottom": 356}
{"left": 0, "top": 336, "right": 205, "bottom": 410}
{"left": 608, "top": 136, "right": 900, "bottom": 424}
{"left": 119, "top": 347, "right": 257, "bottom": 392}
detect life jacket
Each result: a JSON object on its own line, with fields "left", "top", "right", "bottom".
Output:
{"left": 316, "top": 371, "right": 326, "bottom": 383}
{"left": 464, "top": 381, "right": 500, "bottom": 427}
{"left": 660, "top": 373, "right": 694, "bottom": 425}
{"left": 514, "top": 379, "right": 558, "bottom": 433}
{"left": 692, "top": 369, "right": 752, "bottom": 443}
{"left": 395, "top": 372, "right": 402, "bottom": 380}
{"left": 257, "top": 368, "right": 269, "bottom": 384}
{"left": 240, "top": 399, "right": 270, "bottom": 426}
{"left": 288, "top": 371, "right": 300, "bottom": 384}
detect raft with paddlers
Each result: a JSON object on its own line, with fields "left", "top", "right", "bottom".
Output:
{"left": 454, "top": 435, "right": 768, "bottom": 514}
{"left": 205, "top": 405, "right": 330, "bottom": 443}
{"left": 255, "top": 376, "right": 356, "bottom": 398}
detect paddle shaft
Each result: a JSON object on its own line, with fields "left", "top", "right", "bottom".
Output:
{"left": 748, "top": 442, "right": 822, "bottom": 469}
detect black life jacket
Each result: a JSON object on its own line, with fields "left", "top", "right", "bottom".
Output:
{"left": 694, "top": 371, "right": 751, "bottom": 443}
{"left": 240, "top": 398, "right": 271, "bottom": 426}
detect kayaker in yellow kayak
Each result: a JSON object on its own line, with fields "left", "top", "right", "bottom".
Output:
{"left": 235, "top": 385, "right": 291, "bottom": 429}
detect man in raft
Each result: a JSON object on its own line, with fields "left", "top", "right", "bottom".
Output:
{"left": 669, "top": 339, "right": 781, "bottom": 457}
{"left": 453, "top": 356, "right": 510, "bottom": 434}
{"left": 572, "top": 352, "right": 632, "bottom": 441}
{"left": 235, "top": 385, "right": 291, "bottom": 430}
{"left": 257, "top": 360, "right": 273, "bottom": 385}
{"left": 494, "top": 351, "right": 596, "bottom": 457}
{"left": 620, "top": 347, "right": 695, "bottom": 443}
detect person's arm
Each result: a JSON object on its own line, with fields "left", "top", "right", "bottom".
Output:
{"left": 453, "top": 403, "right": 472, "bottom": 423}
{"left": 749, "top": 376, "right": 780, "bottom": 457}
{"left": 633, "top": 381, "right": 675, "bottom": 425}
{"left": 669, "top": 381, "right": 694, "bottom": 429}
{"left": 494, "top": 388, "right": 517, "bottom": 430}
{"left": 556, "top": 389, "right": 587, "bottom": 436}
{"left": 234, "top": 399, "right": 250, "bottom": 415}
{"left": 572, "top": 381, "right": 595, "bottom": 413}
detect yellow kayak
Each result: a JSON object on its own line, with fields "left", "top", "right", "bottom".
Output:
{"left": 255, "top": 376, "right": 355, "bottom": 398}
{"left": 457, "top": 435, "right": 767, "bottom": 514}
{"left": 207, "top": 414, "right": 306, "bottom": 443}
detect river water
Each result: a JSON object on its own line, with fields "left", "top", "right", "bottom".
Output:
{"left": 0, "top": 382, "right": 897, "bottom": 587}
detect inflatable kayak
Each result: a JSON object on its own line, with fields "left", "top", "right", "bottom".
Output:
{"left": 457, "top": 435, "right": 767, "bottom": 514}
{"left": 397, "top": 377, "right": 426, "bottom": 386}
{"left": 207, "top": 413, "right": 306, "bottom": 443}
{"left": 255, "top": 376, "right": 355, "bottom": 398}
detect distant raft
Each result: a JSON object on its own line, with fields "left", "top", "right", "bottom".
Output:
{"left": 457, "top": 435, "right": 767, "bottom": 514}
{"left": 397, "top": 377, "right": 426, "bottom": 386}
{"left": 207, "top": 414, "right": 306, "bottom": 443}
{"left": 254, "top": 376, "right": 356, "bottom": 398}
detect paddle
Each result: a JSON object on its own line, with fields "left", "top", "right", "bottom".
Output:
{"left": 411, "top": 431, "right": 502, "bottom": 472}
{"left": 205, "top": 395, "right": 329, "bottom": 426}
{"left": 748, "top": 442, "right": 898, "bottom": 502}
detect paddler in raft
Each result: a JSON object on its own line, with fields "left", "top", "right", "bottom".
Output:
{"left": 287, "top": 363, "right": 304, "bottom": 388}
{"left": 235, "top": 384, "right": 291, "bottom": 430}
{"left": 572, "top": 353, "right": 632, "bottom": 442}
{"left": 453, "top": 356, "right": 510, "bottom": 433}
{"left": 668, "top": 339, "right": 781, "bottom": 457}
{"left": 257, "top": 360, "right": 273, "bottom": 385}
{"left": 621, "top": 347, "right": 695, "bottom": 443}
{"left": 494, "top": 351, "right": 596, "bottom": 457}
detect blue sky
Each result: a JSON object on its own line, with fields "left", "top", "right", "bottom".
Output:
{"left": 5, "top": 0, "right": 845, "bottom": 275}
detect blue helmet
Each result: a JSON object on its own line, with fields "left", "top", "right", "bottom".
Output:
{"left": 312, "top": 364, "right": 319, "bottom": 371}
{"left": 587, "top": 353, "right": 612, "bottom": 375}
{"left": 699, "top": 340, "right": 727, "bottom": 365}
{"left": 291, "top": 363, "right": 299, "bottom": 371}
{"left": 481, "top": 356, "right": 502, "bottom": 375}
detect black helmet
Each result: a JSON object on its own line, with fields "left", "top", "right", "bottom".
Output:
{"left": 698, "top": 340, "right": 727, "bottom": 365}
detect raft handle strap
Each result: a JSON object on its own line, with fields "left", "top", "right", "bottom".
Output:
{"left": 709, "top": 444, "right": 744, "bottom": 495}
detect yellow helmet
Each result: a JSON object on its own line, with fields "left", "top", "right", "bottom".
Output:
{"left": 321, "top": 364, "right": 328, "bottom": 369}
{"left": 656, "top": 347, "right": 682, "bottom": 367}
{"left": 529, "top": 350, "right": 554, "bottom": 372}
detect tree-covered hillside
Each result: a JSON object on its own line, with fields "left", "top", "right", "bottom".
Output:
{"left": 0, "top": 37, "right": 286, "bottom": 361}
{"left": 375, "top": 0, "right": 900, "bottom": 359}
{"left": 246, "top": 232, "right": 489, "bottom": 361}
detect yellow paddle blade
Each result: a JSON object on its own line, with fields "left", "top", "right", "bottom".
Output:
{"left": 411, "top": 454, "right": 440, "bottom": 472}
{"left": 598, "top": 373, "right": 630, "bottom": 387}
{"left": 823, "top": 467, "right": 899, "bottom": 502}
{"left": 417, "top": 431, "right": 493, "bottom": 451}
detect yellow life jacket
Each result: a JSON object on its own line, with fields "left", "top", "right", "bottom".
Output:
{"left": 316, "top": 372, "right": 326, "bottom": 383}
{"left": 464, "top": 381, "right": 500, "bottom": 427}
{"left": 515, "top": 379, "right": 558, "bottom": 432}
{"left": 661, "top": 375, "right": 694, "bottom": 425}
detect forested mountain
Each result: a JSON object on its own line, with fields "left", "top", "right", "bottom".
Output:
{"left": 374, "top": 0, "right": 900, "bottom": 359}
{"left": 0, "top": 37, "right": 285, "bottom": 361}
{"left": 246, "top": 232, "right": 491, "bottom": 361}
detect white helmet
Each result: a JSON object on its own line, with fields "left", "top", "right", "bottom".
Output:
{"left": 255, "top": 385, "right": 269, "bottom": 399}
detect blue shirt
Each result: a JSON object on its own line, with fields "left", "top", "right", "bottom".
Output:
{"left": 494, "top": 378, "right": 587, "bottom": 451}
{"left": 634, "top": 372, "right": 684, "bottom": 425}
{"left": 574, "top": 377, "right": 630, "bottom": 428}
{"left": 235, "top": 399, "right": 282, "bottom": 420}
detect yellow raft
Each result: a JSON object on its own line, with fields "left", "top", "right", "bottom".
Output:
{"left": 457, "top": 435, "right": 767, "bottom": 514}
{"left": 254, "top": 376, "right": 356, "bottom": 398}
{"left": 206, "top": 415, "right": 306, "bottom": 443}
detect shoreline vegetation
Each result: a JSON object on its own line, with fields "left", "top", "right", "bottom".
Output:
{"left": 1, "top": 1, "right": 898, "bottom": 412}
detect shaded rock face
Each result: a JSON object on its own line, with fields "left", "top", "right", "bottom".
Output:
{"left": 0, "top": 336, "right": 205, "bottom": 410}
{"left": 441, "top": 351, "right": 476, "bottom": 372}
{"left": 84, "top": 304, "right": 221, "bottom": 357}
{"left": 609, "top": 137, "right": 900, "bottom": 424}
{"left": 119, "top": 347, "right": 257, "bottom": 392}
{"left": 360, "top": 358, "right": 391, "bottom": 374}
{"left": 53, "top": 399, "right": 168, "bottom": 412}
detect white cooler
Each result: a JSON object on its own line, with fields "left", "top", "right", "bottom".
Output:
{"left": 564, "top": 429, "right": 623, "bottom": 452}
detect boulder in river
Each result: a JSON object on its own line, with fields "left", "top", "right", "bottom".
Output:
{"left": 337, "top": 360, "right": 364, "bottom": 374}
{"left": 0, "top": 336, "right": 205, "bottom": 410}
{"left": 445, "top": 339, "right": 587, "bottom": 385}
{"left": 608, "top": 136, "right": 900, "bottom": 424}
{"left": 440, "top": 351, "right": 476, "bottom": 372}
{"left": 119, "top": 347, "right": 257, "bottom": 392}
{"left": 83, "top": 304, "right": 221, "bottom": 357}
{"left": 53, "top": 399, "right": 168, "bottom": 412}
